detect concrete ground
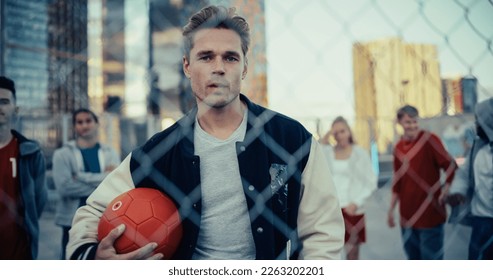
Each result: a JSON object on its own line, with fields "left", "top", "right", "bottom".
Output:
{"left": 37, "top": 185, "right": 472, "bottom": 260}
{"left": 359, "top": 184, "right": 471, "bottom": 260}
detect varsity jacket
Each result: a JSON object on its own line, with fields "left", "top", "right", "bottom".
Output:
{"left": 67, "top": 94, "right": 344, "bottom": 260}
{"left": 11, "top": 130, "right": 48, "bottom": 259}
{"left": 52, "top": 140, "right": 120, "bottom": 227}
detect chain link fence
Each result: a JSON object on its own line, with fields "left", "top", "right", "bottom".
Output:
{"left": 2, "top": 0, "right": 492, "bottom": 259}
{"left": 263, "top": 0, "right": 491, "bottom": 260}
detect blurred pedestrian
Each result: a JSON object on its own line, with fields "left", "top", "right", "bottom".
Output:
{"left": 447, "top": 97, "right": 493, "bottom": 260}
{"left": 52, "top": 108, "right": 120, "bottom": 259}
{"left": 460, "top": 121, "right": 476, "bottom": 158}
{"left": 387, "top": 105, "right": 456, "bottom": 260}
{"left": 0, "top": 76, "right": 47, "bottom": 259}
{"left": 323, "top": 116, "right": 377, "bottom": 260}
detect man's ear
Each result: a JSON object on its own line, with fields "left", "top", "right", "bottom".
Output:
{"left": 242, "top": 59, "right": 248, "bottom": 80}
{"left": 183, "top": 56, "right": 191, "bottom": 79}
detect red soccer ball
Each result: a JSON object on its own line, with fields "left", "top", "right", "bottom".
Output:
{"left": 97, "top": 188, "right": 182, "bottom": 259}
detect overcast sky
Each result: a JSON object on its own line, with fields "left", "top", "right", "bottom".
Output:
{"left": 265, "top": 0, "right": 493, "bottom": 130}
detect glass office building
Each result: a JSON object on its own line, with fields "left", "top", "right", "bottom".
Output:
{"left": 1, "top": 0, "right": 88, "bottom": 159}
{"left": 0, "top": 0, "right": 50, "bottom": 114}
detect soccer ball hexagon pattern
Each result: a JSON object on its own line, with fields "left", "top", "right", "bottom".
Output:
{"left": 97, "top": 188, "right": 183, "bottom": 259}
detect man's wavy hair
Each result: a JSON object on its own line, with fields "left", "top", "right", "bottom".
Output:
{"left": 397, "top": 104, "right": 419, "bottom": 120}
{"left": 182, "top": 5, "right": 250, "bottom": 61}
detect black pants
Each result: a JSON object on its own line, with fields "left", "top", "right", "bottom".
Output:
{"left": 469, "top": 216, "right": 493, "bottom": 260}
{"left": 61, "top": 226, "right": 71, "bottom": 260}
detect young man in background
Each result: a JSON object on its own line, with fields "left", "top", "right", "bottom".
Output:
{"left": 388, "top": 105, "right": 456, "bottom": 260}
{"left": 0, "top": 76, "right": 47, "bottom": 260}
{"left": 52, "top": 108, "right": 120, "bottom": 259}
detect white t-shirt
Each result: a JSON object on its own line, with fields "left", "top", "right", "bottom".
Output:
{"left": 192, "top": 110, "right": 255, "bottom": 259}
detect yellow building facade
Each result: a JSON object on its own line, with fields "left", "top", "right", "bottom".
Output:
{"left": 353, "top": 38, "right": 442, "bottom": 153}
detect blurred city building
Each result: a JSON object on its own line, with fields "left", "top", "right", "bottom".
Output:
{"left": 442, "top": 75, "right": 478, "bottom": 115}
{"left": 353, "top": 37, "right": 442, "bottom": 153}
{"left": 0, "top": 0, "right": 50, "bottom": 114}
{"left": 48, "top": 0, "right": 89, "bottom": 115}
{"left": 461, "top": 76, "right": 478, "bottom": 113}
{"left": 87, "top": 0, "right": 125, "bottom": 155}
{"left": 101, "top": 0, "right": 125, "bottom": 116}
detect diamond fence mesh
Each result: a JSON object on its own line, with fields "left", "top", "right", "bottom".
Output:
{"left": 239, "top": 0, "right": 492, "bottom": 260}
{"left": 1, "top": 0, "right": 492, "bottom": 259}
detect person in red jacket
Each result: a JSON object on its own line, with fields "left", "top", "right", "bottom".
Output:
{"left": 387, "top": 105, "right": 456, "bottom": 260}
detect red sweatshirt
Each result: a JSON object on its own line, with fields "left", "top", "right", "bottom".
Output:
{"left": 392, "top": 130, "right": 456, "bottom": 228}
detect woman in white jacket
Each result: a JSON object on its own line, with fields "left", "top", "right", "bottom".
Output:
{"left": 323, "top": 116, "right": 377, "bottom": 260}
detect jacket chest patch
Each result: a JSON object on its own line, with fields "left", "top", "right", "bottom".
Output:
{"left": 269, "top": 163, "right": 288, "bottom": 212}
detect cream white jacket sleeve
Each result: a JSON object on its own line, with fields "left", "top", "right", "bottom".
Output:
{"left": 66, "top": 154, "right": 135, "bottom": 259}
{"left": 297, "top": 138, "right": 344, "bottom": 259}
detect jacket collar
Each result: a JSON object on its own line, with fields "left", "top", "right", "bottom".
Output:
{"left": 177, "top": 94, "right": 259, "bottom": 156}
{"left": 11, "top": 129, "right": 41, "bottom": 156}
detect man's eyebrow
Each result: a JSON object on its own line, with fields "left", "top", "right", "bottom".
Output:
{"left": 76, "top": 117, "right": 93, "bottom": 121}
{"left": 195, "top": 50, "right": 240, "bottom": 57}
{"left": 224, "top": 51, "right": 240, "bottom": 57}
{"left": 196, "top": 50, "right": 213, "bottom": 56}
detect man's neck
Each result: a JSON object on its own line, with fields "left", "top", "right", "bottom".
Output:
{"left": 197, "top": 100, "right": 246, "bottom": 140}
{"left": 403, "top": 132, "right": 419, "bottom": 141}
{"left": 76, "top": 137, "right": 98, "bottom": 149}
{"left": 0, "top": 125, "right": 13, "bottom": 148}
